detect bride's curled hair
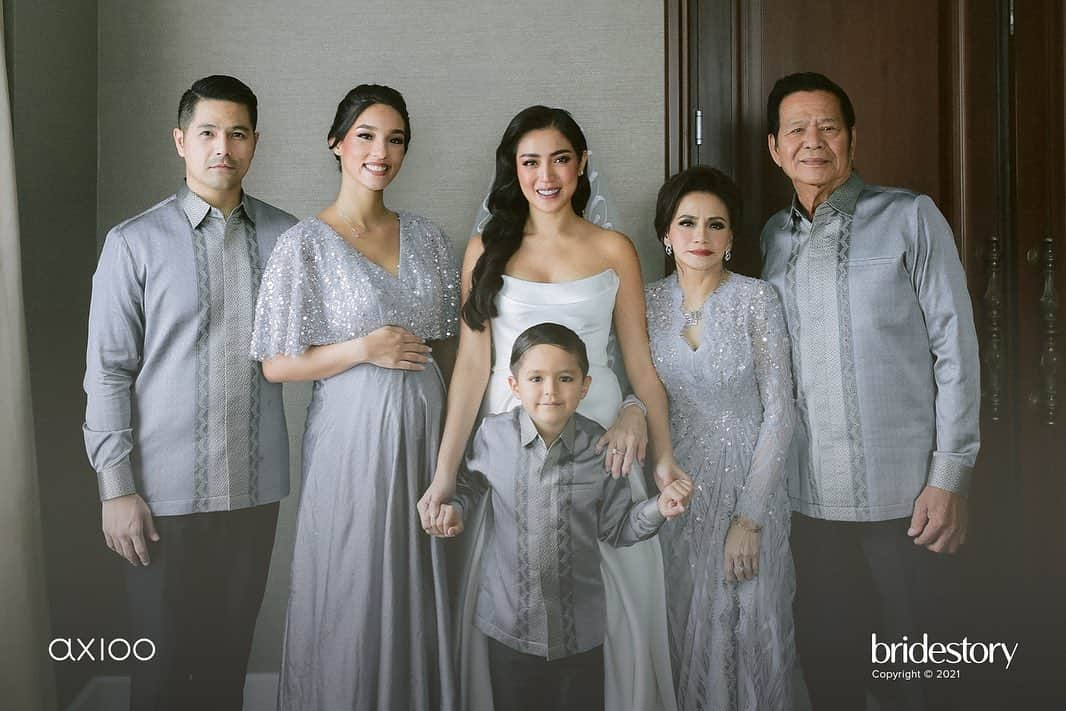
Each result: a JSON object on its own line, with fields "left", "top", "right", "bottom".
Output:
{"left": 462, "top": 106, "right": 591, "bottom": 330}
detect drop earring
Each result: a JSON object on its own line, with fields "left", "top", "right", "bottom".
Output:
{"left": 664, "top": 241, "right": 673, "bottom": 256}
{"left": 724, "top": 248, "right": 732, "bottom": 262}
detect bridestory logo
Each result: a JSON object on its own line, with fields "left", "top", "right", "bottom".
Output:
{"left": 871, "top": 634, "right": 1019, "bottom": 670}
{"left": 49, "top": 638, "right": 156, "bottom": 662}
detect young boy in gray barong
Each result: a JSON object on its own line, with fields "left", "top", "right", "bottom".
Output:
{"left": 431, "top": 322, "right": 692, "bottom": 711}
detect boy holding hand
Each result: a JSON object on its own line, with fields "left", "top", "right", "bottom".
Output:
{"left": 432, "top": 322, "right": 691, "bottom": 711}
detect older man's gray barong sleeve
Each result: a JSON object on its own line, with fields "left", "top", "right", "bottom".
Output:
{"left": 761, "top": 174, "right": 980, "bottom": 522}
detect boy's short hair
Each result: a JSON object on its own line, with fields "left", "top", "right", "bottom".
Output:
{"left": 509, "top": 323, "right": 590, "bottom": 377}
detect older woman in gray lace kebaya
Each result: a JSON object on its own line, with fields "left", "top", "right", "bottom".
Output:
{"left": 249, "top": 84, "right": 459, "bottom": 711}
{"left": 646, "top": 165, "right": 798, "bottom": 711}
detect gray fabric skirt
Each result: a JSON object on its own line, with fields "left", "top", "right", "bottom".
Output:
{"left": 278, "top": 361, "right": 456, "bottom": 711}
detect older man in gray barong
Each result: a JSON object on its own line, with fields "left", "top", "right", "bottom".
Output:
{"left": 760, "top": 71, "right": 979, "bottom": 711}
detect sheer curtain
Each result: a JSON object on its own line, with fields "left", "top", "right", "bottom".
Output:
{"left": 0, "top": 4, "right": 57, "bottom": 709}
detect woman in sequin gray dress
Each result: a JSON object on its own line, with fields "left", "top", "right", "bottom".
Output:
{"left": 250, "top": 85, "right": 458, "bottom": 711}
{"left": 646, "top": 167, "right": 797, "bottom": 710}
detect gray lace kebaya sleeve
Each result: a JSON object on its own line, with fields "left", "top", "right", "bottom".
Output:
{"left": 249, "top": 222, "right": 328, "bottom": 359}
{"left": 735, "top": 285, "right": 796, "bottom": 527}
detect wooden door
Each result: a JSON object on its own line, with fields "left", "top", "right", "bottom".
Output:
{"left": 1008, "top": 0, "right": 1066, "bottom": 699}
{"left": 666, "top": 0, "right": 1065, "bottom": 705}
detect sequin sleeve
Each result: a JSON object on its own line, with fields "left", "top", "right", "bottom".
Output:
{"left": 428, "top": 219, "right": 460, "bottom": 340}
{"left": 735, "top": 283, "right": 796, "bottom": 526}
{"left": 249, "top": 221, "right": 328, "bottom": 359}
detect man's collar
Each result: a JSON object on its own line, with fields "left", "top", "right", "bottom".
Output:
{"left": 519, "top": 409, "right": 577, "bottom": 451}
{"left": 177, "top": 183, "right": 252, "bottom": 229}
{"left": 789, "top": 173, "right": 865, "bottom": 222}
{"left": 825, "top": 173, "right": 864, "bottom": 215}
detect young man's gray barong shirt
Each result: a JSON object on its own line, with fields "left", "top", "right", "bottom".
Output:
{"left": 84, "top": 186, "right": 297, "bottom": 515}
{"left": 761, "top": 173, "right": 980, "bottom": 522}
{"left": 452, "top": 408, "right": 666, "bottom": 661}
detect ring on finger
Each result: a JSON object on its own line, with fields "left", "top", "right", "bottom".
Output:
{"left": 611, "top": 448, "right": 623, "bottom": 455}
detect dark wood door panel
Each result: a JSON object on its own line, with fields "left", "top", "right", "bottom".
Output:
{"left": 1010, "top": 4, "right": 1066, "bottom": 684}
{"left": 754, "top": 0, "right": 944, "bottom": 201}
{"left": 691, "top": 0, "right": 947, "bottom": 277}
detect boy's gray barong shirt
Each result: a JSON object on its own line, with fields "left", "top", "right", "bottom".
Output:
{"left": 84, "top": 186, "right": 297, "bottom": 515}
{"left": 761, "top": 174, "right": 980, "bottom": 522}
{"left": 452, "top": 408, "right": 665, "bottom": 660}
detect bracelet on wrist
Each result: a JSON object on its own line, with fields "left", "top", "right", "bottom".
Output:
{"left": 731, "top": 515, "right": 762, "bottom": 532}
{"left": 620, "top": 393, "right": 648, "bottom": 417}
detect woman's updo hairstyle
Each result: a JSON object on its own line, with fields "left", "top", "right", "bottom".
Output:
{"left": 654, "top": 165, "right": 742, "bottom": 268}
{"left": 327, "top": 84, "right": 411, "bottom": 169}
{"left": 462, "top": 106, "right": 591, "bottom": 330}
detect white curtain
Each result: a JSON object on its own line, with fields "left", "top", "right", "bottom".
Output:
{"left": 0, "top": 4, "right": 57, "bottom": 709}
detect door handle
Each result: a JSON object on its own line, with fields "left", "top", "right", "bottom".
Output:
{"left": 983, "top": 234, "right": 1004, "bottom": 422}
{"left": 1038, "top": 236, "right": 1058, "bottom": 425}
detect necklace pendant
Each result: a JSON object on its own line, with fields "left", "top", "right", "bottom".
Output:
{"left": 337, "top": 204, "right": 368, "bottom": 240}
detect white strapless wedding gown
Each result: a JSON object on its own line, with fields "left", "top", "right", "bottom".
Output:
{"left": 456, "top": 269, "right": 677, "bottom": 711}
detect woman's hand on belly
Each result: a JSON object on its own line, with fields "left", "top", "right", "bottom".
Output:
{"left": 260, "top": 326, "right": 430, "bottom": 382}
{"left": 358, "top": 326, "right": 432, "bottom": 371}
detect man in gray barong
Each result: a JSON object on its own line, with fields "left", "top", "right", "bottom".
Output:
{"left": 83, "top": 75, "right": 296, "bottom": 710}
{"left": 760, "top": 72, "right": 979, "bottom": 710}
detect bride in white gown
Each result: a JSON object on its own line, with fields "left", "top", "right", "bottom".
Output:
{"left": 419, "top": 105, "right": 684, "bottom": 711}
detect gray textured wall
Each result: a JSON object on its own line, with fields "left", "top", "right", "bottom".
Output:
{"left": 92, "top": 0, "right": 665, "bottom": 678}
{"left": 98, "top": 0, "right": 665, "bottom": 269}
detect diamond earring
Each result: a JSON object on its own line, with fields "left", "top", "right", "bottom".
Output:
{"left": 665, "top": 242, "right": 673, "bottom": 256}
{"left": 724, "top": 248, "right": 732, "bottom": 262}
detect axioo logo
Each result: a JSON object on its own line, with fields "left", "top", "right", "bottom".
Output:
{"left": 871, "top": 634, "right": 1019, "bottom": 670}
{"left": 49, "top": 638, "right": 156, "bottom": 662}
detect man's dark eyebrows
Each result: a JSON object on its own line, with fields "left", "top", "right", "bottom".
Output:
{"left": 196, "top": 122, "right": 253, "bottom": 132}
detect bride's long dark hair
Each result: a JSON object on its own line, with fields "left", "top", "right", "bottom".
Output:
{"left": 462, "top": 106, "right": 592, "bottom": 331}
